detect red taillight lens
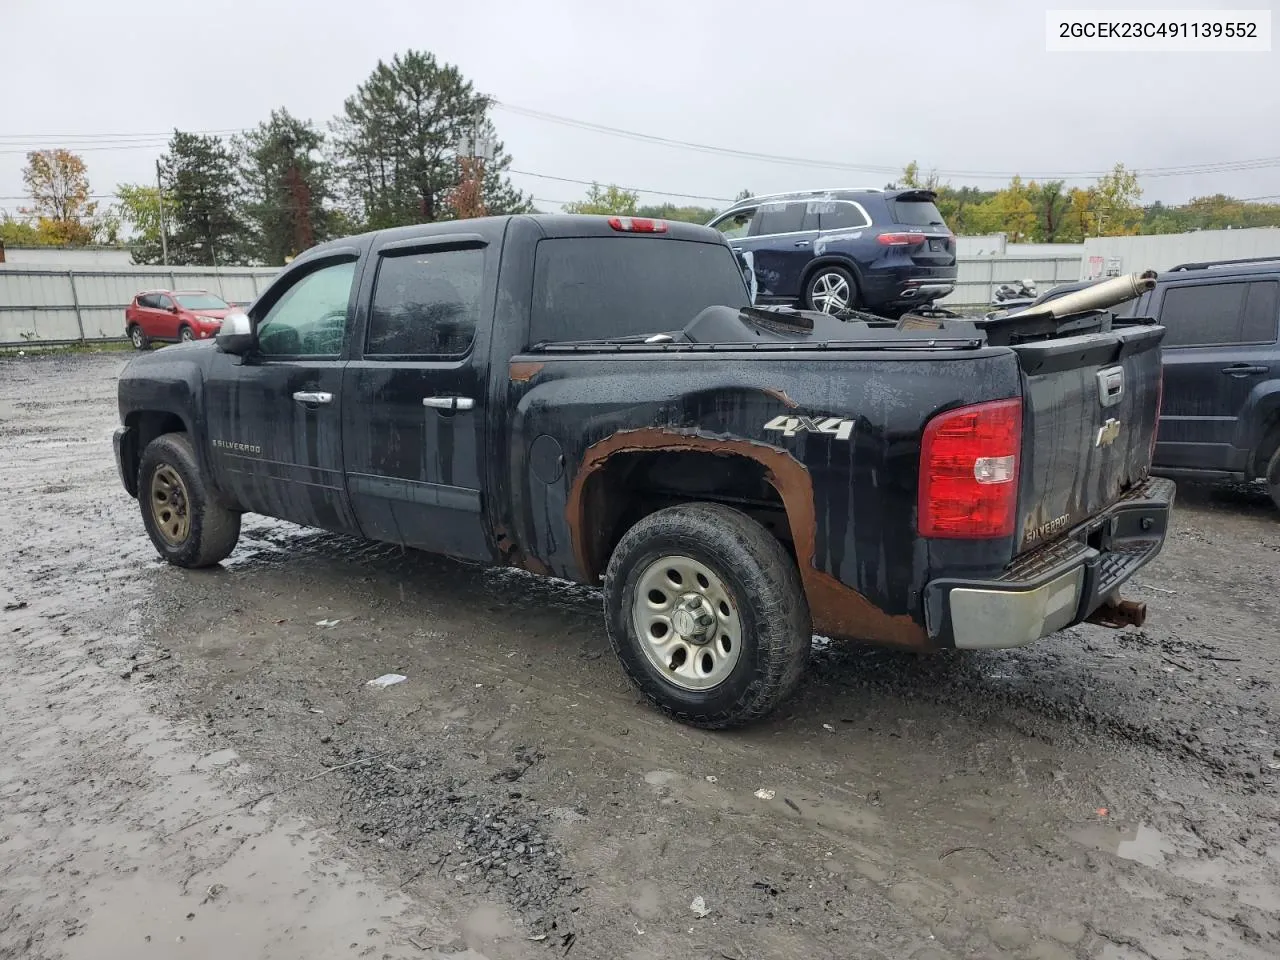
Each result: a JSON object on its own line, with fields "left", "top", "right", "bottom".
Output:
{"left": 608, "top": 216, "right": 668, "bottom": 233}
{"left": 918, "top": 398, "right": 1023, "bottom": 539}
{"left": 877, "top": 231, "right": 927, "bottom": 246}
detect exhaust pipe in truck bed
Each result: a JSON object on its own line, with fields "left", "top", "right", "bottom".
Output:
{"left": 1015, "top": 270, "right": 1158, "bottom": 322}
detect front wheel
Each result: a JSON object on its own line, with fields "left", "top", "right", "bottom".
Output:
{"left": 138, "top": 433, "right": 241, "bottom": 568}
{"left": 804, "top": 266, "right": 857, "bottom": 314}
{"left": 603, "top": 502, "right": 812, "bottom": 729}
{"left": 179, "top": 326, "right": 195, "bottom": 342}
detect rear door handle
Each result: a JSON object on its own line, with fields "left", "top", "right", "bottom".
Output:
{"left": 794, "top": 240, "right": 810, "bottom": 247}
{"left": 292, "top": 391, "right": 333, "bottom": 405}
{"left": 423, "top": 396, "right": 476, "bottom": 411}
{"left": 1221, "top": 364, "right": 1269, "bottom": 377}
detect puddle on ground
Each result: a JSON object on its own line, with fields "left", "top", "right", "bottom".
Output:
{"left": 1070, "top": 822, "right": 1177, "bottom": 867}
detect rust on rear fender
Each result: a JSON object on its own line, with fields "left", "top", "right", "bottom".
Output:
{"left": 508, "top": 361, "right": 545, "bottom": 383}
{"left": 565, "top": 428, "right": 930, "bottom": 651}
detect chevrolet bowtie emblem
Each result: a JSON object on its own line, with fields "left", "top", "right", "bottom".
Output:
{"left": 1095, "top": 418, "right": 1122, "bottom": 447}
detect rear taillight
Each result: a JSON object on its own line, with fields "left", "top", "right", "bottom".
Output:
{"left": 877, "top": 231, "right": 927, "bottom": 246}
{"left": 918, "top": 398, "right": 1023, "bottom": 539}
{"left": 608, "top": 216, "right": 668, "bottom": 233}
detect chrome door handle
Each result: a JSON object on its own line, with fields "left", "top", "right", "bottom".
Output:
{"left": 794, "top": 240, "right": 810, "bottom": 247}
{"left": 292, "top": 391, "right": 333, "bottom": 405}
{"left": 423, "top": 396, "right": 476, "bottom": 411}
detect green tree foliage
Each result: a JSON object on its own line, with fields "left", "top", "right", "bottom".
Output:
{"left": 239, "top": 108, "right": 333, "bottom": 265}
{"left": 114, "top": 183, "right": 170, "bottom": 264}
{"left": 562, "top": 183, "right": 639, "bottom": 216}
{"left": 161, "top": 131, "right": 246, "bottom": 265}
{"left": 634, "top": 202, "right": 719, "bottom": 224}
{"left": 0, "top": 213, "right": 42, "bottom": 247}
{"left": 331, "top": 50, "right": 525, "bottom": 228}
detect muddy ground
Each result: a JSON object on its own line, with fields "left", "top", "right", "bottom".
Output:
{"left": 1, "top": 352, "right": 1277, "bottom": 960}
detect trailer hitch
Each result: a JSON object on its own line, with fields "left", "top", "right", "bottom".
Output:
{"left": 1085, "top": 597, "right": 1147, "bottom": 629}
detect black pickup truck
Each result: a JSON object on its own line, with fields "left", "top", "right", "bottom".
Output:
{"left": 113, "top": 215, "right": 1175, "bottom": 728}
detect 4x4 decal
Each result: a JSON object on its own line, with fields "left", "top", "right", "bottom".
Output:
{"left": 764, "top": 415, "right": 855, "bottom": 442}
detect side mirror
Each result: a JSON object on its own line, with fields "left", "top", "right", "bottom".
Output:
{"left": 168, "top": 303, "right": 180, "bottom": 313}
{"left": 216, "top": 310, "right": 256, "bottom": 355}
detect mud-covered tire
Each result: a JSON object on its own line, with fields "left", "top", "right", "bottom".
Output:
{"left": 1266, "top": 444, "right": 1280, "bottom": 513}
{"left": 603, "top": 502, "right": 812, "bottom": 729}
{"left": 128, "top": 325, "right": 150, "bottom": 350}
{"left": 138, "top": 432, "right": 240, "bottom": 568}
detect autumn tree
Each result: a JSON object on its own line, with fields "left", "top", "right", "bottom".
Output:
{"left": 967, "top": 176, "right": 1037, "bottom": 242}
{"left": 161, "top": 131, "right": 247, "bottom": 265}
{"left": 239, "top": 108, "right": 333, "bottom": 265}
{"left": 20, "top": 149, "right": 97, "bottom": 246}
{"left": 562, "top": 183, "right": 639, "bottom": 216}
{"left": 440, "top": 120, "right": 533, "bottom": 220}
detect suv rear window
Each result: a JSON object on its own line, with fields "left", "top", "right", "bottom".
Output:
{"left": 887, "top": 197, "right": 946, "bottom": 227}
{"left": 530, "top": 238, "right": 750, "bottom": 344}
{"left": 1158, "top": 280, "right": 1278, "bottom": 346}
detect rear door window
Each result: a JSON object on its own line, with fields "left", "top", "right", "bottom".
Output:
{"left": 1241, "top": 280, "right": 1279, "bottom": 343}
{"left": 752, "top": 202, "right": 810, "bottom": 236}
{"left": 1157, "top": 282, "right": 1249, "bottom": 346}
{"left": 366, "top": 247, "right": 485, "bottom": 357}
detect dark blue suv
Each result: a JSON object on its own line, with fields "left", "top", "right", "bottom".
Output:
{"left": 706, "top": 188, "right": 957, "bottom": 316}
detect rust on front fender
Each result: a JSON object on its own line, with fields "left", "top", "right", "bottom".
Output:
{"left": 564, "top": 427, "right": 931, "bottom": 651}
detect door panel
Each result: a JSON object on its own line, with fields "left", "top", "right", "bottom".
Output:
{"left": 1152, "top": 279, "right": 1279, "bottom": 470}
{"left": 748, "top": 201, "right": 817, "bottom": 300}
{"left": 203, "top": 258, "right": 360, "bottom": 532}
{"left": 155, "top": 295, "right": 179, "bottom": 340}
{"left": 342, "top": 241, "right": 492, "bottom": 561}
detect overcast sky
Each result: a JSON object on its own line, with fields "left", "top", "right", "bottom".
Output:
{"left": 2, "top": 0, "right": 1278, "bottom": 221}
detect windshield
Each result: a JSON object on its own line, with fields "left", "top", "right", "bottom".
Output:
{"left": 174, "top": 293, "right": 229, "bottom": 310}
{"left": 529, "top": 237, "right": 750, "bottom": 344}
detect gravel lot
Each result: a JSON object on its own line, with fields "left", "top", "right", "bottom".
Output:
{"left": 1, "top": 352, "right": 1278, "bottom": 960}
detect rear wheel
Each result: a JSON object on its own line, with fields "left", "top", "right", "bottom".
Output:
{"left": 128, "top": 325, "right": 149, "bottom": 350}
{"left": 138, "top": 432, "right": 240, "bottom": 568}
{"left": 603, "top": 502, "right": 811, "bottom": 729}
{"left": 803, "top": 266, "right": 858, "bottom": 314}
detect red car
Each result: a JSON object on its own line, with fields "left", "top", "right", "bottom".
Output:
{"left": 124, "top": 290, "right": 234, "bottom": 349}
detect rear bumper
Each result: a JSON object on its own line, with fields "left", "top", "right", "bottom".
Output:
{"left": 924, "top": 476, "right": 1176, "bottom": 650}
{"left": 861, "top": 267, "right": 957, "bottom": 308}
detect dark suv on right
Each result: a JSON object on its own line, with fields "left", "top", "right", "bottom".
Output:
{"left": 707, "top": 187, "right": 956, "bottom": 317}
{"left": 1020, "top": 257, "right": 1280, "bottom": 510}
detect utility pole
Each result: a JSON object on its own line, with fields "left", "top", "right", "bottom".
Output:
{"left": 452, "top": 113, "right": 495, "bottom": 219}
{"left": 155, "top": 158, "right": 169, "bottom": 266}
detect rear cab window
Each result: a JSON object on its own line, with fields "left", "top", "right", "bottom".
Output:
{"left": 1157, "top": 280, "right": 1279, "bottom": 347}
{"left": 530, "top": 237, "right": 750, "bottom": 345}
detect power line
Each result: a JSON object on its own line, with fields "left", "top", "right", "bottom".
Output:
{"left": 493, "top": 101, "right": 1280, "bottom": 182}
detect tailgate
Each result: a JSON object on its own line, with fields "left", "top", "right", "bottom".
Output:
{"left": 1013, "top": 325, "right": 1165, "bottom": 552}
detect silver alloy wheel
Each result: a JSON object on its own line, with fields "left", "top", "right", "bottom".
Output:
{"left": 131, "top": 327, "right": 144, "bottom": 348}
{"left": 810, "top": 271, "right": 851, "bottom": 313}
{"left": 180, "top": 327, "right": 194, "bottom": 341}
{"left": 632, "top": 554, "right": 743, "bottom": 691}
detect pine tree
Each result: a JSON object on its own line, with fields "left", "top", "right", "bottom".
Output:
{"left": 239, "top": 109, "right": 333, "bottom": 264}
{"left": 162, "top": 132, "right": 246, "bottom": 266}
